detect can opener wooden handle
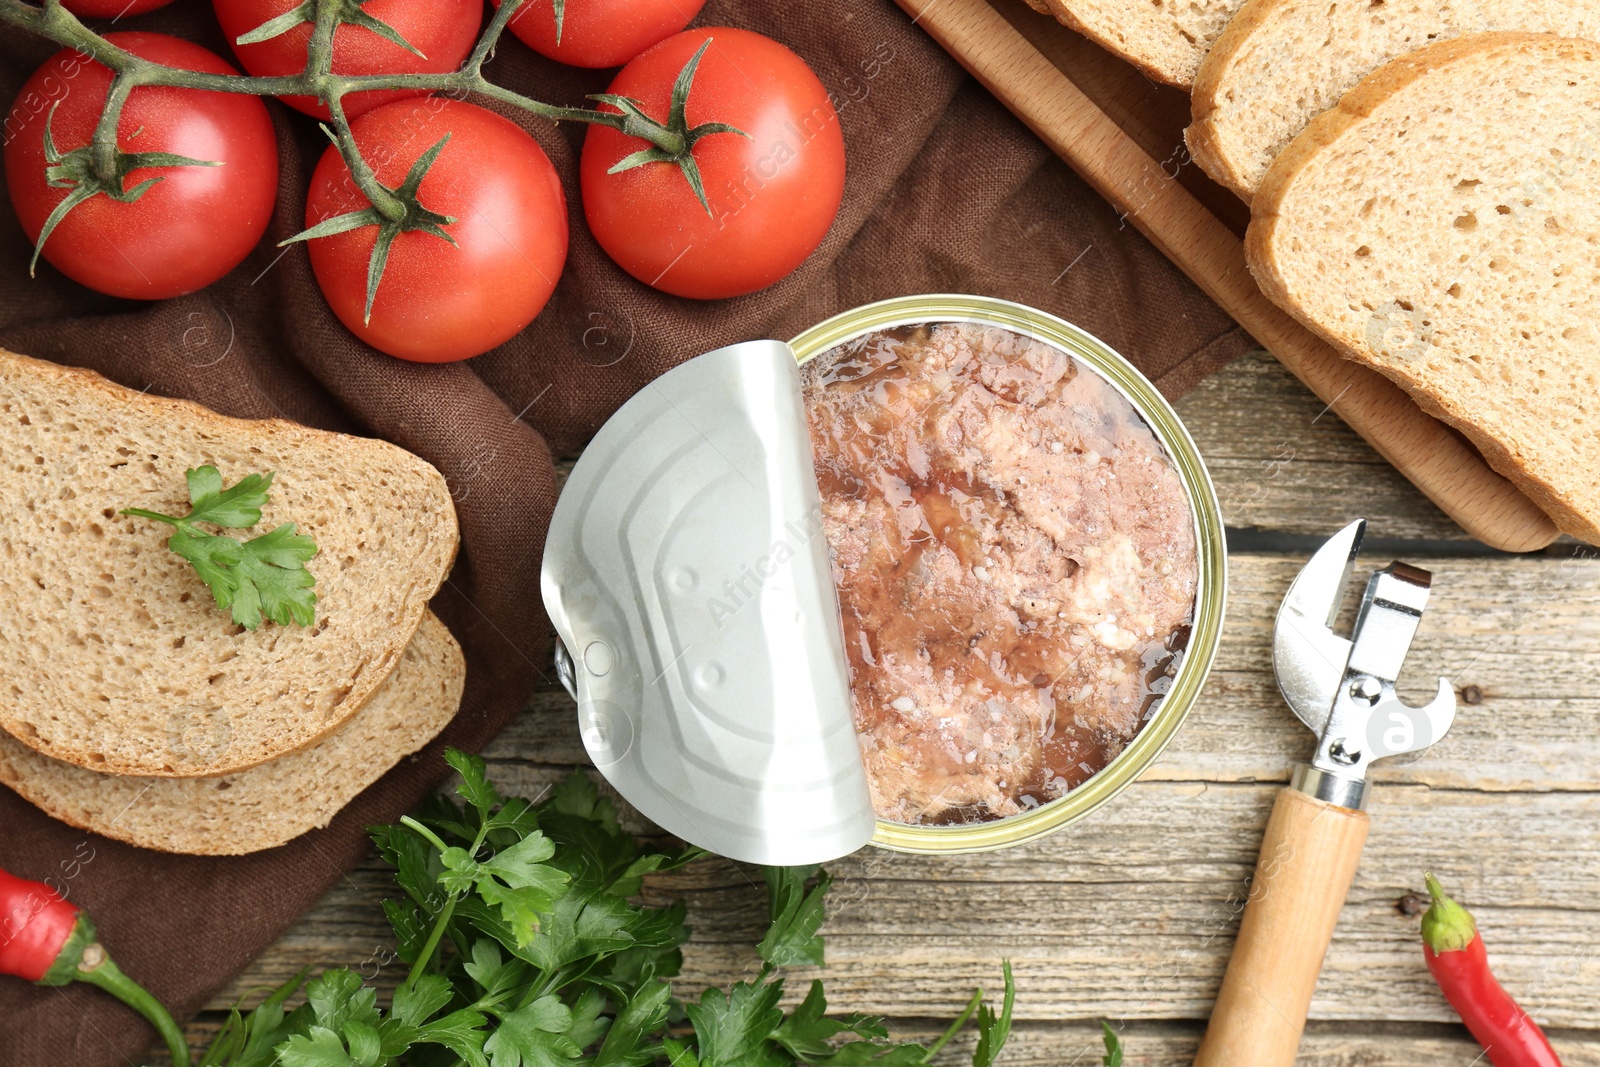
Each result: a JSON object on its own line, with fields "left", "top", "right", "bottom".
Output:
{"left": 1194, "top": 520, "right": 1456, "bottom": 1066}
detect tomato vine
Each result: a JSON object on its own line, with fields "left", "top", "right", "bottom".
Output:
{"left": 0, "top": 0, "right": 740, "bottom": 309}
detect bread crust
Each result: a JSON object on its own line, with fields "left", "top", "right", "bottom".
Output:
{"left": 0, "top": 613, "right": 464, "bottom": 855}
{"left": 1189, "top": 0, "right": 1600, "bottom": 203}
{"left": 0, "top": 348, "right": 460, "bottom": 775}
{"left": 1247, "top": 32, "right": 1600, "bottom": 543}
{"left": 1042, "top": 0, "right": 1208, "bottom": 89}
{"left": 1185, "top": 0, "right": 1289, "bottom": 202}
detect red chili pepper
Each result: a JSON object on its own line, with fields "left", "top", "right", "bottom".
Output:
{"left": 0, "top": 866, "right": 190, "bottom": 1067}
{"left": 0, "top": 867, "right": 84, "bottom": 982}
{"left": 1422, "top": 873, "right": 1562, "bottom": 1067}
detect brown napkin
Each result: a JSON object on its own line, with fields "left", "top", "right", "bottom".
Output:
{"left": 0, "top": 1, "right": 1252, "bottom": 1061}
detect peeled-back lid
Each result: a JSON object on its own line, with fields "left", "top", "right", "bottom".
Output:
{"left": 539, "top": 340, "right": 876, "bottom": 865}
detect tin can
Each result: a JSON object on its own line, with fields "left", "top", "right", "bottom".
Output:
{"left": 788, "top": 294, "right": 1227, "bottom": 856}
{"left": 543, "top": 295, "right": 1225, "bottom": 866}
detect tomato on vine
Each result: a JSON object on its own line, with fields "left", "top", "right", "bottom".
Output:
{"left": 293, "top": 98, "right": 568, "bottom": 363}
{"left": 579, "top": 28, "right": 845, "bottom": 299}
{"left": 2, "top": 32, "right": 278, "bottom": 301}
{"left": 498, "top": 0, "right": 706, "bottom": 69}
{"left": 213, "top": 0, "right": 482, "bottom": 119}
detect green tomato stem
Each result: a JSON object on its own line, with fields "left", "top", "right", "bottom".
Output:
{"left": 465, "top": 0, "right": 521, "bottom": 74}
{"left": 0, "top": 0, "right": 625, "bottom": 234}
{"left": 88, "top": 71, "right": 134, "bottom": 187}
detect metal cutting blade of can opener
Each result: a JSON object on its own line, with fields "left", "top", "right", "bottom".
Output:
{"left": 1194, "top": 519, "right": 1457, "bottom": 1067}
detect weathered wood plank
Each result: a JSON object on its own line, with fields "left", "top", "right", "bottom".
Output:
{"left": 156, "top": 1016, "right": 1600, "bottom": 1067}
{"left": 1174, "top": 350, "right": 1469, "bottom": 541}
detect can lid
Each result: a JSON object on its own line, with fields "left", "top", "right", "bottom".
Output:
{"left": 540, "top": 340, "right": 876, "bottom": 865}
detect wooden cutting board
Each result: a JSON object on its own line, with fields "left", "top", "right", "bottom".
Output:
{"left": 895, "top": 0, "right": 1561, "bottom": 552}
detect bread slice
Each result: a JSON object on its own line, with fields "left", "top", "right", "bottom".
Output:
{"left": 1041, "top": 0, "right": 1248, "bottom": 89}
{"left": 1247, "top": 32, "right": 1600, "bottom": 543}
{"left": 1190, "top": 0, "right": 1600, "bottom": 202}
{"left": 0, "top": 348, "right": 458, "bottom": 776}
{"left": 0, "top": 612, "right": 463, "bottom": 855}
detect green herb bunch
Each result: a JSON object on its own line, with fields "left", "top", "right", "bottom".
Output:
{"left": 123, "top": 466, "right": 317, "bottom": 631}
{"left": 196, "top": 750, "right": 1015, "bottom": 1067}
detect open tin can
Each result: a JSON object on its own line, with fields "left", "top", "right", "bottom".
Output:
{"left": 542, "top": 294, "right": 1225, "bottom": 866}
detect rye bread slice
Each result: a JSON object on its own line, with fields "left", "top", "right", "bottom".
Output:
{"left": 1188, "top": 0, "right": 1600, "bottom": 201}
{"left": 0, "top": 612, "right": 463, "bottom": 855}
{"left": 1247, "top": 32, "right": 1600, "bottom": 543}
{"left": 1041, "top": 0, "right": 1247, "bottom": 89}
{"left": 0, "top": 348, "right": 459, "bottom": 776}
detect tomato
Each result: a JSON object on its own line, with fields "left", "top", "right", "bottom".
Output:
{"left": 61, "top": 0, "right": 175, "bottom": 16}
{"left": 213, "top": 0, "right": 481, "bottom": 119}
{"left": 580, "top": 28, "right": 845, "bottom": 300}
{"left": 498, "top": 0, "right": 706, "bottom": 69}
{"left": 302, "top": 98, "right": 568, "bottom": 362}
{"left": 3, "top": 33, "right": 278, "bottom": 300}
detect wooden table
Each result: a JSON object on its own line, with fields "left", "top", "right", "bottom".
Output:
{"left": 168, "top": 350, "right": 1600, "bottom": 1065}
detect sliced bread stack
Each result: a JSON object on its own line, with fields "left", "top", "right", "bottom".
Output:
{"left": 1244, "top": 33, "right": 1600, "bottom": 542}
{"left": 1018, "top": 0, "right": 1600, "bottom": 541}
{"left": 0, "top": 348, "right": 465, "bottom": 853}
{"left": 1032, "top": 0, "right": 1249, "bottom": 88}
{"left": 1188, "top": 0, "right": 1600, "bottom": 201}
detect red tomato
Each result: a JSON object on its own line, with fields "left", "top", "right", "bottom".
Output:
{"left": 302, "top": 98, "right": 568, "bottom": 362}
{"left": 60, "top": 0, "right": 174, "bottom": 16}
{"left": 498, "top": 0, "right": 706, "bottom": 69}
{"left": 580, "top": 28, "right": 845, "bottom": 300}
{"left": 3, "top": 33, "right": 278, "bottom": 300}
{"left": 213, "top": 0, "right": 481, "bottom": 119}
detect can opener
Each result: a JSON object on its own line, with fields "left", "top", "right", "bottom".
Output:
{"left": 1194, "top": 519, "right": 1457, "bottom": 1065}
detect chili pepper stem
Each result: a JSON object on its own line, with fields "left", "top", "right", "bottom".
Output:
{"left": 1422, "top": 871, "right": 1479, "bottom": 955}
{"left": 74, "top": 946, "right": 191, "bottom": 1067}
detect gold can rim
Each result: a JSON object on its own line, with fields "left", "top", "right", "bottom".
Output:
{"left": 788, "top": 294, "right": 1228, "bottom": 855}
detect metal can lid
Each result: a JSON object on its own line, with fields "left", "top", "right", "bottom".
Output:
{"left": 540, "top": 339, "right": 876, "bottom": 865}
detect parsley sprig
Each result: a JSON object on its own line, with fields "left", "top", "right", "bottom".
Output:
{"left": 123, "top": 466, "right": 318, "bottom": 631}
{"left": 198, "top": 751, "right": 1014, "bottom": 1067}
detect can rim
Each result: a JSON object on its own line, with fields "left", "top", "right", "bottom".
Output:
{"left": 788, "top": 294, "right": 1228, "bottom": 854}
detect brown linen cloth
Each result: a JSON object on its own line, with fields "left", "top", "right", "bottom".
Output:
{"left": 0, "top": 0, "right": 1253, "bottom": 1061}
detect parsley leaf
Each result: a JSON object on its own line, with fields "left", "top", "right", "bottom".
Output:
{"left": 390, "top": 974, "right": 452, "bottom": 1027}
{"left": 448, "top": 749, "right": 504, "bottom": 816}
{"left": 122, "top": 465, "right": 317, "bottom": 630}
{"left": 772, "top": 981, "right": 886, "bottom": 1059}
{"left": 972, "top": 962, "right": 1015, "bottom": 1067}
{"left": 1101, "top": 1021, "right": 1123, "bottom": 1067}
{"left": 483, "top": 995, "right": 583, "bottom": 1067}
{"left": 759, "top": 865, "right": 831, "bottom": 967}
{"left": 440, "top": 833, "right": 568, "bottom": 947}
{"left": 183, "top": 466, "right": 274, "bottom": 527}
{"left": 592, "top": 978, "right": 672, "bottom": 1067}
{"left": 275, "top": 1025, "right": 353, "bottom": 1067}
{"left": 464, "top": 940, "right": 532, "bottom": 1005}
{"left": 412, "top": 1009, "right": 491, "bottom": 1067}
{"left": 683, "top": 980, "right": 787, "bottom": 1067}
